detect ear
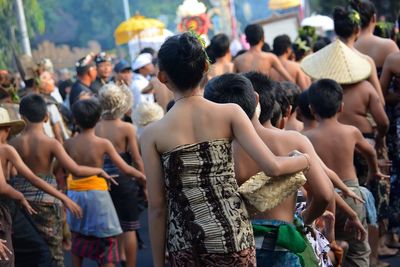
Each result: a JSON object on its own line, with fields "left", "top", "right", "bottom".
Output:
{"left": 254, "top": 92, "right": 260, "bottom": 104}
{"left": 309, "top": 105, "right": 316, "bottom": 117}
{"left": 204, "top": 61, "right": 209, "bottom": 72}
{"left": 372, "top": 14, "right": 377, "bottom": 23}
{"left": 338, "top": 102, "right": 344, "bottom": 113}
{"left": 44, "top": 113, "right": 49, "bottom": 123}
{"left": 285, "top": 105, "right": 292, "bottom": 117}
{"left": 157, "top": 70, "right": 168, "bottom": 84}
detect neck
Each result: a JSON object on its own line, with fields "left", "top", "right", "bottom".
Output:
{"left": 339, "top": 36, "right": 356, "bottom": 47}
{"left": 278, "top": 53, "right": 289, "bottom": 60}
{"left": 216, "top": 54, "right": 232, "bottom": 64}
{"left": 24, "top": 122, "right": 44, "bottom": 133}
{"left": 78, "top": 75, "right": 92, "bottom": 87}
{"left": 79, "top": 128, "right": 96, "bottom": 136}
{"left": 302, "top": 120, "right": 318, "bottom": 130}
{"left": 173, "top": 87, "right": 203, "bottom": 102}
{"left": 249, "top": 42, "right": 263, "bottom": 52}
{"left": 316, "top": 116, "right": 339, "bottom": 126}
{"left": 361, "top": 23, "right": 375, "bottom": 34}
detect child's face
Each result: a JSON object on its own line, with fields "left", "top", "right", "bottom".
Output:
{"left": 39, "top": 71, "right": 55, "bottom": 95}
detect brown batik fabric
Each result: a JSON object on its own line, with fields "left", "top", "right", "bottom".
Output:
{"left": 161, "top": 139, "right": 254, "bottom": 257}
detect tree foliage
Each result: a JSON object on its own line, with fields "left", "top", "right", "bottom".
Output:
{"left": 0, "top": 0, "right": 45, "bottom": 69}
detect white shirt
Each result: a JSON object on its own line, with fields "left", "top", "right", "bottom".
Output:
{"left": 131, "top": 73, "right": 154, "bottom": 110}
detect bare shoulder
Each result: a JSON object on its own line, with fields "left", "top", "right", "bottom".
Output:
{"left": 262, "top": 52, "right": 278, "bottom": 60}
{"left": 379, "top": 37, "right": 399, "bottom": 52}
{"left": 121, "top": 121, "right": 137, "bottom": 135}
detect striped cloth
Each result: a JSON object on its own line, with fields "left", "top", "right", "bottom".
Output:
{"left": 11, "top": 174, "right": 61, "bottom": 204}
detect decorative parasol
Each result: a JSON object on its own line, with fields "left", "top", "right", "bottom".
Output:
{"left": 268, "top": 0, "right": 301, "bottom": 10}
{"left": 114, "top": 14, "right": 165, "bottom": 46}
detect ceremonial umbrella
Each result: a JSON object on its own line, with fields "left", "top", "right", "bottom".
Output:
{"left": 268, "top": 0, "right": 301, "bottom": 10}
{"left": 114, "top": 14, "right": 165, "bottom": 46}
{"left": 301, "top": 15, "right": 334, "bottom": 31}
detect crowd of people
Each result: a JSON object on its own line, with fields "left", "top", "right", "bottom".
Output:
{"left": 0, "top": 0, "right": 400, "bottom": 266}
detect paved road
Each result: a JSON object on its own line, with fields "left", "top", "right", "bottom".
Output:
{"left": 64, "top": 210, "right": 400, "bottom": 266}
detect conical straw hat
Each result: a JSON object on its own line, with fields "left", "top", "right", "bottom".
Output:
{"left": 300, "top": 39, "right": 371, "bottom": 84}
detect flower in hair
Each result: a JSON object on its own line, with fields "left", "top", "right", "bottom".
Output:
{"left": 349, "top": 10, "right": 361, "bottom": 25}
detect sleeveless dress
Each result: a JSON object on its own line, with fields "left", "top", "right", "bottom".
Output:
{"left": 161, "top": 139, "right": 255, "bottom": 267}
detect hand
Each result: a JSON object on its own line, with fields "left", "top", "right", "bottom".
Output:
{"left": 378, "top": 159, "right": 392, "bottom": 174}
{"left": 98, "top": 170, "right": 118, "bottom": 186}
{"left": 135, "top": 173, "right": 146, "bottom": 185}
{"left": 0, "top": 239, "right": 12, "bottom": 261}
{"left": 368, "top": 171, "right": 390, "bottom": 182}
{"left": 19, "top": 198, "right": 37, "bottom": 215}
{"left": 344, "top": 216, "right": 367, "bottom": 241}
{"left": 63, "top": 198, "right": 83, "bottom": 219}
{"left": 341, "top": 189, "right": 365, "bottom": 204}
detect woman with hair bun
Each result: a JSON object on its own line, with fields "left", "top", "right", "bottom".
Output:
{"left": 140, "top": 32, "right": 310, "bottom": 267}
{"left": 333, "top": 4, "right": 385, "bottom": 104}
{"left": 353, "top": 0, "right": 399, "bottom": 72}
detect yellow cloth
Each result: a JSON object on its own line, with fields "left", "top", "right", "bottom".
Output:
{"left": 67, "top": 175, "right": 108, "bottom": 191}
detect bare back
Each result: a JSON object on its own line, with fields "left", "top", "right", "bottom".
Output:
{"left": 355, "top": 34, "right": 399, "bottom": 67}
{"left": 270, "top": 59, "right": 310, "bottom": 89}
{"left": 304, "top": 122, "right": 358, "bottom": 180}
{"left": 208, "top": 61, "right": 234, "bottom": 79}
{"left": 95, "top": 119, "right": 131, "bottom": 153}
{"left": 233, "top": 50, "right": 275, "bottom": 75}
{"left": 10, "top": 131, "right": 58, "bottom": 174}
{"left": 338, "top": 81, "right": 380, "bottom": 133}
{"left": 64, "top": 133, "right": 109, "bottom": 169}
{"left": 150, "top": 98, "right": 234, "bottom": 154}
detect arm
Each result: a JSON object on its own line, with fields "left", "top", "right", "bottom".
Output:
{"left": 271, "top": 55, "right": 295, "bottom": 83}
{"left": 127, "top": 125, "right": 145, "bottom": 173}
{"left": 230, "top": 105, "right": 309, "bottom": 177}
{"left": 296, "top": 135, "right": 334, "bottom": 224}
{"left": 366, "top": 57, "right": 385, "bottom": 104}
{"left": 368, "top": 87, "right": 389, "bottom": 150}
{"left": 5, "top": 146, "right": 82, "bottom": 218}
{"left": 0, "top": 161, "right": 36, "bottom": 215}
{"left": 52, "top": 122, "right": 64, "bottom": 144}
{"left": 104, "top": 140, "right": 146, "bottom": 184}
{"left": 318, "top": 156, "right": 364, "bottom": 203}
{"left": 296, "top": 69, "right": 310, "bottom": 90}
{"left": 52, "top": 140, "right": 108, "bottom": 178}
{"left": 140, "top": 128, "right": 167, "bottom": 267}
{"left": 380, "top": 54, "right": 400, "bottom": 105}
{"left": 354, "top": 129, "right": 386, "bottom": 182}
{"left": 335, "top": 191, "right": 367, "bottom": 241}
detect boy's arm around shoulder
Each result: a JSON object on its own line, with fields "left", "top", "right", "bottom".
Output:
{"left": 3, "top": 144, "right": 82, "bottom": 217}
{"left": 140, "top": 124, "right": 167, "bottom": 267}
{"left": 294, "top": 132, "right": 334, "bottom": 224}
{"left": 50, "top": 138, "right": 107, "bottom": 178}
{"left": 103, "top": 138, "right": 145, "bottom": 183}
{"left": 366, "top": 82, "right": 389, "bottom": 142}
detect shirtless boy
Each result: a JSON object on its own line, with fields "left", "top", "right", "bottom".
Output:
{"left": 207, "top": 33, "right": 234, "bottom": 79}
{"left": 233, "top": 24, "right": 294, "bottom": 82}
{"left": 9, "top": 94, "right": 110, "bottom": 266}
{"left": 270, "top": 35, "right": 310, "bottom": 90}
{"left": 304, "top": 79, "right": 386, "bottom": 267}
{"left": 204, "top": 73, "right": 334, "bottom": 266}
{"left": 65, "top": 99, "right": 145, "bottom": 267}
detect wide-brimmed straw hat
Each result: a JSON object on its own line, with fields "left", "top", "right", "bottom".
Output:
{"left": 300, "top": 39, "right": 371, "bottom": 85}
{"left": 0, "top": 107, "right": 25, "bottom": 135}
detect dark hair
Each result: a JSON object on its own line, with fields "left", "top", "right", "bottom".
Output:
{"left": 313, "top": 37, "right": 331, "bottom": 52}
{"left": 243, "top": 72, "right": 276, "bottom": 124}
{"left": 350, "top": 0, "right": 376, "bottom": 29}
{"left": 308, "top": 79, "right": 343, "bottom": 118}
{"left": 166, "top": 100, "right": 175, "bottom": 112}
{"left": 205, "top": 45, "right": 216, "bottom": 64}
{"left": 297, "top": 90, "right": 314, "bottom": 120}
{"left": 273, "top": 35, "right": 292, "bottom": 56}
{"left": 279, "top": 81, "right": 301, "bottom": 114}
{"left": 19, "top": 94, "right": 48, "bottom": 123}
{"left": 270, "top": 101, "right": 282, "bottom": 127}
{"left": 158, "top": 32, "right": 208, "bottom": 91}
{"left": 72, "top": 99, "right": 102, "bottom": 129}
{"left": 272, "top": 82, "right": 291, "bottom": 118}
{"left": 140, "top": 47, "right": 156, "bottom": 57}
{"left": 234, "top": 49, "right": 247, "bottom": 59}
{"left": 333, "top": 6, "right": 359, "bottom": 39}
{"left": 210, "top": 33, "right": 230, "bottom": 59}
{"left": 245, "top": 24, "right": 264, "bottom": 46}
{"left": 204, "top": 73, "right": 256, "bottom": 119}
{"left": 262, "top": 43, "right": 272, "bottom": 53}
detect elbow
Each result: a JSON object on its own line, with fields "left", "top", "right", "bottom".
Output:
{"left": 267, "top": 161, "right": 283, "bottom": 177}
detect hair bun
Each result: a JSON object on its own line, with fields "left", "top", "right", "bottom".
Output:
{"left": 333, "top": 6, "right": 347, "bottom": 20}
{"left": 178, "top": 32, "right": 204, "bottom": 62}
